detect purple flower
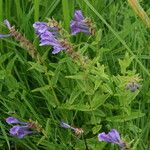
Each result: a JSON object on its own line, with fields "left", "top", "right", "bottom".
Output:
{"left": 33, "top": 22, "right": 49, "bottom": 35}
{"left": 6, "top": 117, "right": 27, "bottom": 125}
{"left": 60, "top": 122, "right": 76, "bottom": 130}
{"left": 70, "top": 10, "right": 91, "bottom": 35}
{"left": 60, "top": 121, "right": 84, "bottom": 135}
{"left": 6, "top": 116, "right": 38, "bottom": 139}
{"left": 126, "top": 82, "right": 140, "bottom": 92}
{"left": 0, "top": 20, "right": 11, "bottom": 38}
{"left": 33, "top": 22, "right": 59, "bottom": 37}
{"left": 4, "top": 19, "right": 11, "bottom": 29}
{"left": 33, "top": 22, "right": 66, "bottom": 54}
{"left": 98, "top": 129, "right": 125, "bottom": 148}
{"left": 9, "top": 125, "right": 33, "bottom": 139}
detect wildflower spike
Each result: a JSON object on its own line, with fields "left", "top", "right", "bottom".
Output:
{"left": 1, "top": 19, "right": 38, "bottom": 59}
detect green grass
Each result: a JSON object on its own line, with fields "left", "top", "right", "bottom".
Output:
{"left": 0, "top": 0, "right": 150, "bottom": 150}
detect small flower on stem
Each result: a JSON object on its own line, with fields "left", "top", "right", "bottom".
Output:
{"left": 6, "top": 117, "right": 27, "bottom": 125}
{"left": 33, "top": 21, "right": 72, "bottom": 54}
{"left": 6, "top": 116, "right": 43, "bottom": 139}
{"left": 10, "top": 125, "right": 34, "bottom": 139}
{"left": 98, "top": 129, "right": 126, "bottom": 148}
{"left": 0, "top": 19, "right": 11, "bottom": 38}
{"left": 4, "top": 19, "right": 11, "bottom": 29}
{"left": 70, "top": 10, "right": 95, "bottom": 35}
{"left": 60, "top": 121, "right": 84, "bottom": 135}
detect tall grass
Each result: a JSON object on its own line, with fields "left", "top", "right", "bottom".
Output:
{"left": 0, "top": 0, "right": 150, "bottom": 150}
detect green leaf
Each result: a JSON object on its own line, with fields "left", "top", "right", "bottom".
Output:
{"left": 118, "top": 52, "right": 134, "bottom": 74}
{"left": 92, "top": 29, "right": 102, "bottom": 45}
{"left": 0, "top": 121, "right": 10, "bottom": 150}
{"left": 5, "top": 75, "right": 19, "bottom": 91}
{"left": 6, "top": 55, "right": 17, "bottom": 73}
{"left": 68, "top": 86, "right": 83, "bottom": 104}
{"left": 90, "top": 92, "right": 110, "bottom": 110}
{"left": 31, "top": 85, "right": 50, "bottom": 92}
{"left": 0, "top": 70, "right": 6, "bottom": 80}
{"left": 28, "top": 61, "right": 47, "bottom": 73}
{"left": 92, "top": 125, "right": 102, "bottom": 134}
{"left": 59, "top": 103, "right": 90, "bottom": 111}
{"left": 107, "top": 111, "right": 145, "bottom": 122}
{"left": 0, "top": 52, "right": 13, "bottom": 65}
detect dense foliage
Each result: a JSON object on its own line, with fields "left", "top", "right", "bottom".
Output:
{"left": 0, "top": 0, "right": 150, "bottom": 150}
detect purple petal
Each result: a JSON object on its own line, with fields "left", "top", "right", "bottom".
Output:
{"left": 70, "top": 21, "right": 90, "bottom": 35}
{"left": 6, "top": 117, "right": 27, "bottom": 125}
{"left": 98, "top": 132, "right": 112, "bottom": 142}
{"left": 73, "top": 10, "right": 84, "bottom": 21}
{"left": 109, "top": 129, "right": 121, "bottom": 143}
{"left": 33, "top": 22, "right": 47, "bottom": 29}
{"left": 98, "top": 129, "right": 123, "bottom": 147}
{"left": 40, "top": 31, "right": 54, "bottom": 39}
{"left": 52, "top": 46, "right": 65, "bottom": 54}
{"left": 0, "top": 34, "right": 11, "bottom": 38}
{"left": 60, "top": 122, "right": 76, "bottom": 131}
{"left": 33, "top": 22, "right": 49, "bottom": 34}
{"left": 60, "top": 122, "right": 71, "bottom": 129}
{"left": 4, "top": 19, "right": 11, "bottom": 29}
{"left": 39, "top": 38, "right": 58, "bottom": 46}
{"left": 6, "top": 117, "right": 20, "bottom": 124}
{"left": 9, "top": 125, "right": 33, "bottom": 139}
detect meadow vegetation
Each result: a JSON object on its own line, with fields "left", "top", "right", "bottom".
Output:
{"left": 0, "top": 0, "right": 150, "bottom": 149}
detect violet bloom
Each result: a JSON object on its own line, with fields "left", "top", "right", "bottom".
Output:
{"left": 70, "top": 10, "right": 91, "bottom": 35}
{"left": 98, "top": 129, "right": 125, "bottom": 148}
{"left": 6, "top": 117, "right": 27, "bottom": 125}
{"left": 10, "top": 125, "right": 33, "bottom": 139}
{"left": 40, "top": 31, "right": 66, "bottom": 54}
{"left": 60, "top": 121, "right": 76, "bottom": 131}
{"left": 0, "top": 34, "right": 11, "bottom": 38}
{"left": 60, "top": 121, "right": 84, "bottom": 135}
{"left": 33, "top": 22, "right": 58, "bottom": 36}
{"left": 33, "top": 22, "right": 66, "bottom": 54}
{"left": 4, "top": 19, "right": 11, "bottom": 29}
{"left": 6, "top": 116, "right": 36, "bottom": 139}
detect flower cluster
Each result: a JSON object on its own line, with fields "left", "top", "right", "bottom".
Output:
{"left": 6, "top": 117, "right": 42, "bottom": 139}
{"left": 33, "top": 10, "right": 95, "bottom": 55}
{"left": 33, "top": 21, "right": 69, "bottom": 54}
